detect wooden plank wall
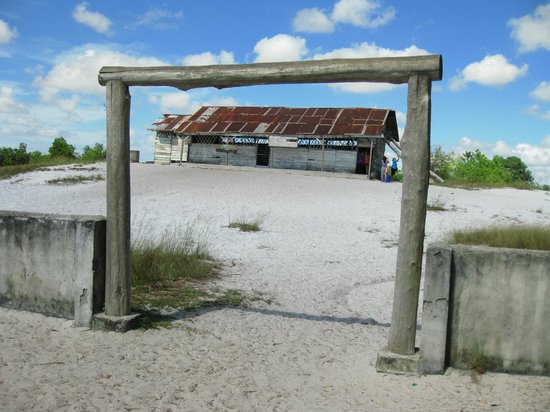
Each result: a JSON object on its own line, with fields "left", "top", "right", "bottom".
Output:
{"left": 169, "top": 137, "right": 188, "bottom": 162}
{"left": 188, "top": 144, "right": 256, "bottom": 167}
{"left": 271, "top": 147, "right": 356, "bottom": 173}
{"left": 154, "top": 134, "right": 172, "bottom": 164}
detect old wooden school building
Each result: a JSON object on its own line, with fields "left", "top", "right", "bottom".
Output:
{"left": 152, "top": 105, "right": 399, "bottom": 177}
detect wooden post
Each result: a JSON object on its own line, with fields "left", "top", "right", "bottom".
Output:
{"left": 368, "top": 140, "right": 373, "bottom": 179}
{"left": 387, "top": 75, "right": 432, "bottom": 355}
{"left": 321, "top": 137, "right": 325, "bottom": 171}
{"left": 179, "top": 136, "right": 184, "bottom": 166}
{"left": 99, "top": 56, "right": 442, "bottom": 90}
{"left": 105, "top": 80, "right": 132, "bottom": 316}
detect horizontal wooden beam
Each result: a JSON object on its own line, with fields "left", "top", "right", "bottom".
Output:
{"left": 99, "top": 55, "right": 442, "bottom": 90}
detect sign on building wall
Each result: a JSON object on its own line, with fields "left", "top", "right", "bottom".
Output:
{"left": 269, "top": 136, "right": 298, "bottom": 148}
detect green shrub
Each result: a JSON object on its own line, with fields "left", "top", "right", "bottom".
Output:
{"left": 0, "top": 143, "right": 30, "bottom": 166}
{"left": 430, "top": 146, "right": 454, "bottom": 180}
{"left": 48, "top": 137, "right": 76, "bottom": 159}
{"left": 495, "top": 155, "right": 534, "bottom": 184}
{"left": 29, "top": 150, "right": 46, "bottom": 164}
{"left": 81, "top": 143, "right": 106, "bottom": 162}
{"left": 452, "top": 150, "right": 512, "bottom": 185}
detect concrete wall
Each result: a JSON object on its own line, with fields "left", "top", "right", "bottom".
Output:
{"left": 420, "top": 244, "right": 550, "bottom": 375}
{"left": 0, "top": 211, "right": 106, "bottom": 328}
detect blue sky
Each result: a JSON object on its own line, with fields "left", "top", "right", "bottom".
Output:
{"left": 1, "top": 0, "right": 549, "bottom": 183}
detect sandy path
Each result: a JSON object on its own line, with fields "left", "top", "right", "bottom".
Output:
{"left": 1, "top": 163, "right": 549, "bottom": 411}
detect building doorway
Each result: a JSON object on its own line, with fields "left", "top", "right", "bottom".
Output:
{"left": 256, "top": 144, "right": 270, "bottom": 166}
{"left": 356, "top": 149, "right": 371, "bottom": 175}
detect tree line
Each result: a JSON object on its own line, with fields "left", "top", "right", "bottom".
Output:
{"left": 430, "top": 146, "right": 546, "bottom": 189}
{"left": 0, "top": 137, "right": 106, "bottom": 167}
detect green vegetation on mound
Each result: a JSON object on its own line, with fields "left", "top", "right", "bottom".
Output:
{"left": 431, "top": 147, "right": 548, "bottom": 190}
{"left": 0, "top": 138, "right": 106, "bottom": 180}
{"left": 450, "top": 225, "right": 550, "bottom": 251}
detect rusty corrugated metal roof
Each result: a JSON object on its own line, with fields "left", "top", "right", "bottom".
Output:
{"left": 152, "top": 106, "right": 397, "bottom": 138}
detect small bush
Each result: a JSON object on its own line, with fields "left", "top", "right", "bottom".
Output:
{"left": 450, "top": 225, "right": 550, "bottom": 251}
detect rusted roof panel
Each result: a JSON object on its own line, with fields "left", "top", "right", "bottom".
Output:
{"left": 314, "top": 125, "right": 332, "bottom": 135}
{"left": 369, "top": 110, "right": 388, "bottom": 121}
{"left": 364, "top": 125, "right": 384, "bottom": 135}
{"left": 151, "top": 106, "right": 397, "bottom": 139}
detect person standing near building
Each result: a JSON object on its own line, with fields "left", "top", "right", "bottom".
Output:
{"left": 391, "top": 156, "right": 399, "bottom": 180}
{"left": 381, "top": 156, "right": 388, "bottom": 182}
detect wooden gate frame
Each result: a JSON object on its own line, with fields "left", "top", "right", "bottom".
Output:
{"left": 98, "top": 55, "right": 443, "bottom": 367}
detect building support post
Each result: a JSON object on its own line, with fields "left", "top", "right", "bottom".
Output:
{"left": 321, "top": 137, "right": 325, "bottom": 171}
{"left": 368, "top": 140, "right": 373, "bottom": 179}
{"left": 376, "top": 75, "right": 432, "bottom": 373}
{"left": 105, "top": 80, "right": 131, "bottom": 317}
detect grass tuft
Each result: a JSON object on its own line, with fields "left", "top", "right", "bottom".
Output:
{"left": 450, "top": 224, "right": 550, "bottom": 251}
{"left": 131, "top": 224, "right": 215, "bottom": 286}
{"left": 129, "top": 222, "right": 272, "bottom": 316}
{"left": 228, "top": 220, "right": 261, "bottom": 232}
{"left": 426, "top": 195, "right": 447, "bottom": 212}
{"left": 227, "top": 211, "right": 267, "bottom": 232}
{"left": 47, "top": 174, "right": 104, "bottom": 185}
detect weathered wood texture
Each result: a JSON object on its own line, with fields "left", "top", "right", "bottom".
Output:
{"left": 105, "top": 80, "right": 131, "bottom": 317}
{"left": 153, "top": 134, "right": 172, "bottom": 165}
{"left": 99, "top": 56, "right": 442, "bottom": 90}
{"left": 387, "top": 75, "right": 432, "bottom": 355}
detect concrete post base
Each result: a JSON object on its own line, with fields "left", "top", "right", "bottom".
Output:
{"left": 92, "top": 312, "right": 140, "bottom": 332}
{"left": 376, "top": 349, "right": 420, "bottom": 375}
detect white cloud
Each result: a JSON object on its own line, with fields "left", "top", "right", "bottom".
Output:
{"left": 148, "top": 91, "right": 200, "bottom": 114}
{"left": 451, "top": 137, "right": 490, "bottom": 155}
{"left": 314, "top": 42, "right": 428, "bottom": 59}
{"left": 530, "top": 81, "right": 550, "bottom": 102}
{"left": 314, "top": 42, "right": 429, "bottom": 94}
{"left": 526, "top": 104, "right": 550, "bottom": 121}
{"left": 33, "top": 45, "right": 167, "bottom": 98}
{"left": 293, "top": 8, "right": 334, "bottom": 33}
{"left": 132, "top": 8, "right": 184, "bottom": 30}
{"left": 56, "top": 95, "right": 81, "bottom": 112}
{"left": 331, "top": 0, "right": 395, "bottom": 29}
{"left": 148, "top": 90, "right": 240, "bottom": 114}
{"left": 508, "top": 2, "right": 550, "bottom": 52}
{"left": 0, "top": 86, "right": 25, "bottom": 113}
{"left": 72, "top": 2, "right": 112, "bottom": 34}
{"left": 0, "top": 19, "right": 17, "bottom": 44}
{"left": 182, "top": 51, "right": 235, "bottom": 66}
{"left": 253, "top": 34, "right": 308, "bottom": 63}
{"left": 450, "top": 54, "right": 528, "bottom": 91}
{"left": 394, "top": 110, "right": 406, "bottom": 139}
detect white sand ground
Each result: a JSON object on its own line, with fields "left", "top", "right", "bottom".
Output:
{"left": 0, "top": 162, "right": 549, "bottom": 411}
